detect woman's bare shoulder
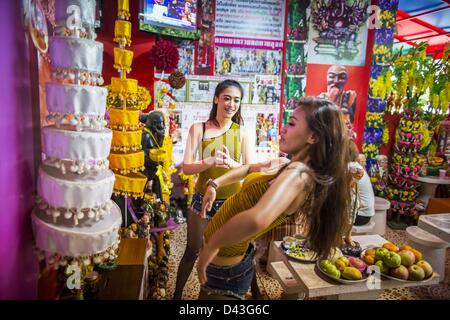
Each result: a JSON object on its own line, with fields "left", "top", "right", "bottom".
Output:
{"left": 285, "top": 161, "right": 313, "bottom": 185}
{"left": 188, "top": 122, "right": 204, "bottom": 135}
{"left": 286, "top": 161, "right": 310, "bottom": 172}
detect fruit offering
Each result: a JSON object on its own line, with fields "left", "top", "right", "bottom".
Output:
{"left": 287, "top": 246, "right": 307, "bottom": 260}
{"left": 360, "top": 242, "right": 433, "bottom": 281}
{"left": 283, "top": 238, "right": 320, "bottom": 262}
{"left": 318, "top": 255, "right": 368, "bottom": 283}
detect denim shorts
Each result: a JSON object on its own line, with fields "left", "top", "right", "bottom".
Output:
{"left": 191, "top": 192, "right": 225, "bottom": 220}
{"left": 202, "top": 244, "right": 256, "bottom": 300}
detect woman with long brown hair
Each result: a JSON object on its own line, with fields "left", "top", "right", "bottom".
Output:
{"left": 196, "top": 97, "right": 352, "bottom": 299}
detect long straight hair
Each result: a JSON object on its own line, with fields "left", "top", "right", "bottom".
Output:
{"left": 208, "top": 79, "right": 244, "bottom": 126}
{"left": 296, "top": 97, "right": 351, "bottom": 259}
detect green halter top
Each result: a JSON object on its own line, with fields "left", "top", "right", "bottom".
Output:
{"left": 194, "top": 122, "right": 241, "bottom": 199}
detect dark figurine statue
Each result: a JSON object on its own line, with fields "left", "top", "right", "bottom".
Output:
{"left": 140, "top": 111, "right": 166, "bottom": 200}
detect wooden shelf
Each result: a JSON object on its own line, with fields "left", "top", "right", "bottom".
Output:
{"left": 117, "top": 238, "right": 149, "bottom": 266}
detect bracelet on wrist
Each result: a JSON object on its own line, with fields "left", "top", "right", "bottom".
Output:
{"left": 206, "top": 178, "right": 218, "bottom": 190}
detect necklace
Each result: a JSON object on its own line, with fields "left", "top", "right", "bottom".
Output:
{"left": 143, "top": 127, "right": 162, "bottom": 148}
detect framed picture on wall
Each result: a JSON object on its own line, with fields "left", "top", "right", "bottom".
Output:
{"left": 187, "top": 77, "right": 252, "bottom": 104}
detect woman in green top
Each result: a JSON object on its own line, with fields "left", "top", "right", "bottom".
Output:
{"left": 173, "top": 80, "right": 251, "bottom": 300}
{"left": 197, "top": 97, "right": 352, "bottom": 299}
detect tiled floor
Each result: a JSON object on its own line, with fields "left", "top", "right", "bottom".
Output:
{"left": 165, "top": 223, "right": 450, "bottom": 300}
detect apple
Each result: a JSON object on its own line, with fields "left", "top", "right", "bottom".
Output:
{"left": 348, "top": 256, "right": 367, "bottom": 272}
{"left": 416, "top": 260, "right": 433, "bottom": 278}
{"left": 408, "top": 265, "right": 425, "bottom": 281}
{"left": 390, "top": 265, "right": 409, "bottom": 280}
{"left": 398, "top": 250, "right": 415, "bottom": 267}
{"left": 383, "top": 252, "right": 402, "bottom": 268}
{"left": 375, "top": 260, "right": 389, "bottom": 274}
{"left": 375, "top": 247, "right": 389, "bottom": 261}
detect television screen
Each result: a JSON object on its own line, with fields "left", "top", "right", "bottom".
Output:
{"left": 139, "top": 0, "right": 200, "bottom": 39}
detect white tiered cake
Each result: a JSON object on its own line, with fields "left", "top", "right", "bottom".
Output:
{"left": 32, "top": 0, "right": 121, "bottom": 265}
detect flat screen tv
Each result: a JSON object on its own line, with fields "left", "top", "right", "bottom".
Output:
{"left": 139, "top": 0, "right": 200, "bottom": 39}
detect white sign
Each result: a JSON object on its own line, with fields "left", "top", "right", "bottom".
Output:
{"left": 215, "top": 0, "right": 285, "bottom": 50}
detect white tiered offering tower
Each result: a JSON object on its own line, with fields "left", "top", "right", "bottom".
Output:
{"left": 32, "top": 0, "right": 122, "bottom": 284}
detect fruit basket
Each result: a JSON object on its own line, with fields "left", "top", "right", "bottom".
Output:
{"left": 316, "top": 256, "right": 369, "bottom": 284}
{"left": 360, "top": 242, "right": 434, "bottom": 282}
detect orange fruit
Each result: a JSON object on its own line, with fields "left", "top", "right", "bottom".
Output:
{"left": 400, "top": 244, "right": 413, "bottom": 251}
{"left": 365, "top": 248, "right": 376, "bottom": 257}
{"left": 383, "top": 242, "right": 399, "bottom": 252}
{"left": 410, "top": 248, "right": 423, "bottom": 261}
{"left": 363, "top": 254, "right": 375, "bottom": 265}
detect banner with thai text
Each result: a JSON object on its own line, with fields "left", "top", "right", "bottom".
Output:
{"left": 214, "top": 0, "right": 285, "bottom": 50}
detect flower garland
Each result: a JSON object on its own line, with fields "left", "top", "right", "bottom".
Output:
{"left": 363, "top": 2, "right": 398, "bottom": 198}
{"left": 365, "top": 112, "right": 384, "bottom": 128}
{"left": 35, "top": 241, "right": 120, "bottom": 272}
{"left": 106, "top": 85, "right": 151, "bottom": 110}
{"left": 364, "top": 127, "right": 383, "bottom": 144}
{"left": 379, "top": 10, "right": 396, "bottom": 29}
{"left": 373, "top": 44, "right": 392, "bottom": 65}
{"left": 387, "top": 186, "right": 419, "bottom": 202}
{"left": 379, "top": 0, "right": 399, "bottom": 11}
{"left": 362, "top": 143, "right": 380, "bottom": 160}
{"left": 389, "top": 199, "right": 416, "bottom": 216}
{"left": 367, "top": 97, "right": 387, "bottom": 113}
{"left": 375, "top": 28, "right": 394, "bottom": 45}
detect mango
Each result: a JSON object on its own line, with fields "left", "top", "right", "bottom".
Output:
{"left": 335, "top": 257, "right": 349, "bottom": 271}
{"left": 365, "top": 248, "right": 376, "bottom": 257}
{"left": 400, "top": 244, "right": 413, "bottom": 251}
{"left": 410, "top": 248, "right": 423, "bottom": 262}
{"left": 383, "top": 242, "right": 399, "bottom": 252}
{"left": 342, "top": 266, "right": 363, "bottom": 280}
{"left": 363, "top": 254, "right": 375, "bottom": 265}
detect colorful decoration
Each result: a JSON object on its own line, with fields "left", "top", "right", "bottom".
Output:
{"left": 362, "top": 1, "right": 398, "bottom": 185}
{"left": 108, "top": 0, "right": 149, "bottom": 210}
{"left": 375, "top": 42, "right": 450, "bottom": 228}
{"left": 310, "top": 0, "right": 368, "bottom": 59}
{"left": 368, "top": 155, "right": 388, "bottom": 198}
{"left": 387, "top": 109, "right": 425, "bottom": 228}
{"left": 282, "top": 0, "right": 310, "bottom": 125}
{"left": 147, "top": 230, "right": 171, "bottom": 299}
{"left": 168, "top": 70, "right": 186, "bottom": 89}
{"left": 149, "top": 40, "right": 180, "bottom": 73}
